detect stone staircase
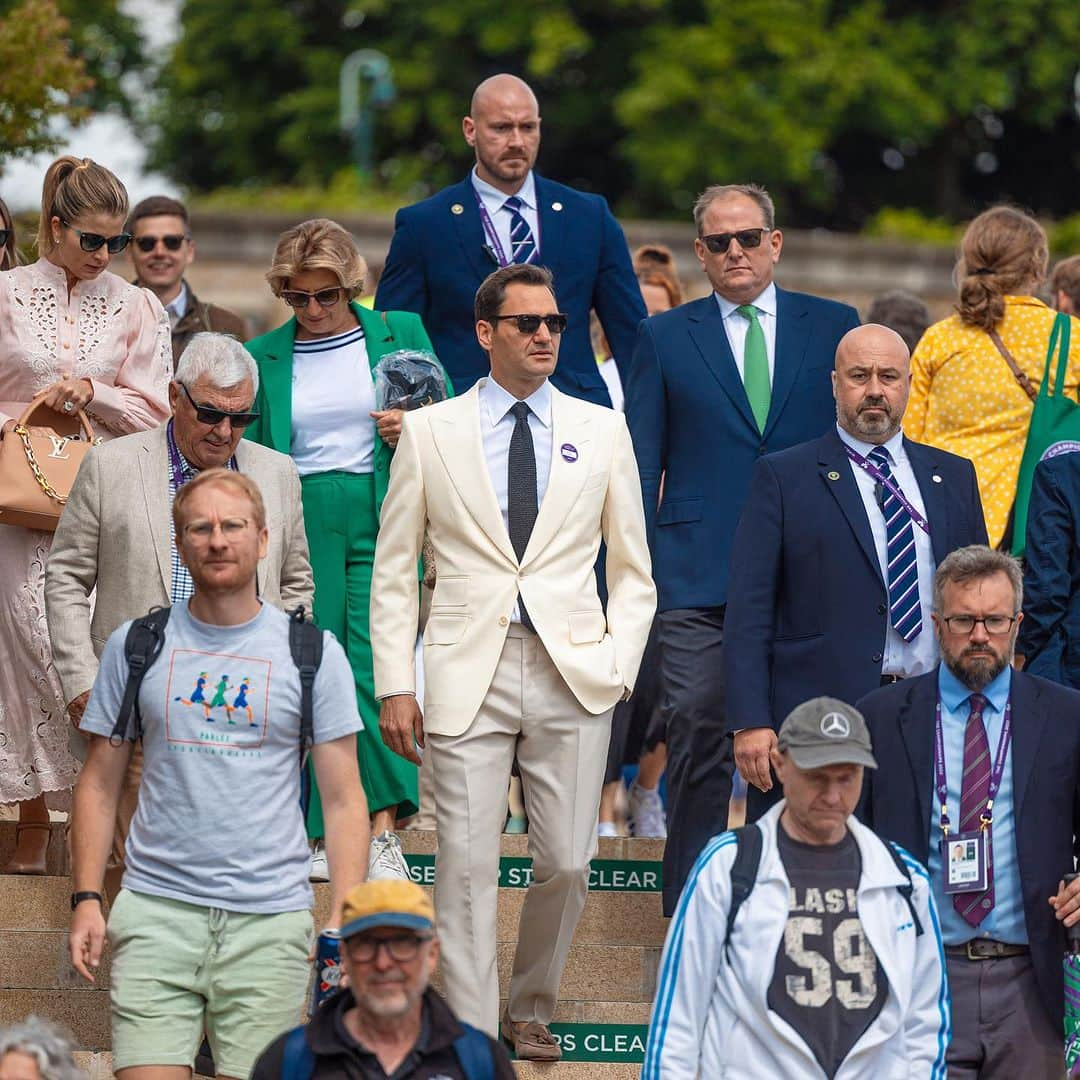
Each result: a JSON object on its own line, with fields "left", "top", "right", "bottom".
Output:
{"left": 0, "top": 823, "right": 666, "bottom": 1077}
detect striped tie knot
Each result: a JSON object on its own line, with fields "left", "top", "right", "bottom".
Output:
{"left": 870, "top": 444, "right": 922, "bottom": 643}
{"left": 868, "top": 445, "right": 891, "bottom": 470}
{"left": 967, "top": 692, "right": 988, "bottom": 720}
{"left": 503, "top": 196, "right": 537, "bottom": 265}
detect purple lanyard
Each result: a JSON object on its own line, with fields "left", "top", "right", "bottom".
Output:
{"left": 843, "top": 444, "right": 931, "bottom": 536}
{"left": 473, "top": 187, "right": 541, "bottom": 267}
{"left": 166, "top": 419, "right": 237, "bottom": 490}
{"left": 933, "top": 695, "right": 1012, "bottom": 836}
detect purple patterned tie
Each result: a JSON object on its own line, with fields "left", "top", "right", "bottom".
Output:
{"left": 954, "top": 692, "right": 993, "bottom": 925}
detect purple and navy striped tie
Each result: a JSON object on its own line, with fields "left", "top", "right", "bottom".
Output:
{"left": 869, "top": 446, "right": 922, "bottom": 642}
{"left": 504, "top": 195, "right": 537, "bottom": 265}
{"left": 955, "top": 693, "right": 994, "bottom": 925}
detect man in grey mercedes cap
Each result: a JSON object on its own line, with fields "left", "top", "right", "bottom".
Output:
{"left": 643, "top": 697, "right": 948, "bottom": 1078}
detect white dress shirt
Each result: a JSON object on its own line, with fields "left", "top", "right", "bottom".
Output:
{"left": 479, "top": 375, "right": 553, "bottom": 622}
{"left": 837, "top": 423, "right": 938, "bottom": 678}
{"left": 472, "top": 167, "right": 540, "bottom": 267}
{"left": 715, "top": 282, "right": 778, "bottom": 385}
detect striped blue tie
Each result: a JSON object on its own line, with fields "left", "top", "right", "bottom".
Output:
{"left": 504, "top": 195, "right": 537, "bottom": 264}
{"left": 869, "top": 446, "right": 922, "bottom": 642}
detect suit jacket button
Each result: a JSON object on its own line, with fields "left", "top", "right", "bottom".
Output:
{"left": 877, "top": 603, "right": 886, "bottom": 615}
{"left": 499, "top": 616, "right": 509, "bottom": 627}
{"left": 872, "top": 652, "right": 883, "bottom": 663}
{"left": 759, "top": 444, "right": 767, "bottom": 454}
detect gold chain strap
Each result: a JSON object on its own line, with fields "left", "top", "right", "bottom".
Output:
{"left": 14, "top": 425, "right": 70, "bottom": 504}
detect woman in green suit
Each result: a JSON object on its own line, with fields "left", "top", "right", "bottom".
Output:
{"left": 245, "top": 218, "right": 452, "bottom": 881}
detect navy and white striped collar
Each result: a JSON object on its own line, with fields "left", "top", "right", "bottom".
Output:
{"left": 293, "top": 324, "right": 366, "bottom": 353}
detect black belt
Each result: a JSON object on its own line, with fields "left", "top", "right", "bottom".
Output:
{"left": 945, "top": 940, "right": 1029, "bottom": 961}
{"left": 880, "top": 674, "right": 904, "bottom": 685}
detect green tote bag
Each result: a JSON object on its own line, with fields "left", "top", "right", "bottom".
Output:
{"left": 1011, "top": 312, "right": 1075, "bottom": 557}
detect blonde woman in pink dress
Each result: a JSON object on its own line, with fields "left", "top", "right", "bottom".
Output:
{"left": 0, "top": 157, "right": 170, "bottom": 874}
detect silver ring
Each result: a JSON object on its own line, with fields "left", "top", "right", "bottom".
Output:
{"left": 63, "top": 401, "right": 75, "bottom": 413}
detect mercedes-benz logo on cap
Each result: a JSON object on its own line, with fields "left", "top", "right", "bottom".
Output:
{"left": 820, "top": 712, "right": 850, "bottom": 738}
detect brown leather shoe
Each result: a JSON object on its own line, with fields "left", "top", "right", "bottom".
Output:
{"left": 500, "top": 1009, "right": 562, "bottom": 1061}
{"left": 3, "top": 822, "right": 51, "bottom": 875}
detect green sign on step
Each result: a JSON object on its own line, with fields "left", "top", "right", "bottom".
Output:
{"left": 509, "top": 1024, "right": 650, "bottom": 1063}
{"left": 404, "top": 854, "right": 663, "bottom": 891}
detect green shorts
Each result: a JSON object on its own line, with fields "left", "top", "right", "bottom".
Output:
{"left": 107, "top": 889, "right": 313, "bottom": 1076}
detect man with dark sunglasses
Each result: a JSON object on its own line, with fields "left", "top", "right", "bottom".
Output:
{"left": 127, "top": 195, "right": 248, "bottom": 368}
{"left": 46, "top": 331, "right": 313, "bottom": 896}
{"left": 624, "top": 182, "right": 861, "bottom": 917}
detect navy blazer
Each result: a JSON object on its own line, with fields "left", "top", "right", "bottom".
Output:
{"left": 857, "top": 669, "right": 1080, "bottom": 1031}
{"left": 723, "top": 428, "right": 987, "bottom": 733}
{"left": 1019, "top": 452, "right": 1080, "bottom": 687}
{"left": 374, "top": 173, "right": 646, "bottom": 406}
{"left": 624, "top": 290, "right": 859, "bottom": 611}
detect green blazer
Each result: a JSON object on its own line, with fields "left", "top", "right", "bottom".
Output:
{"left": 243, "top": 302, "right": 453, "bottom": 514}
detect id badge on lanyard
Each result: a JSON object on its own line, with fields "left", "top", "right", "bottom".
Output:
{"left": 935, "top": 697, "right": 1010, "bottom": 895}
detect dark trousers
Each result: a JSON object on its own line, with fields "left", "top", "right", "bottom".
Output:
{"left": 657, "top": 606, "right": 733, "bottom": 916}
{"left": 746, "top": 772, "right": 784, "bottom": 822}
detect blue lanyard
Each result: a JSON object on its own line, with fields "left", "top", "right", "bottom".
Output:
{"left": 842, "top": 444, "right": 931, "bottom": 536}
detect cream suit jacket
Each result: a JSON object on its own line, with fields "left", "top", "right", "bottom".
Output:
{"left": 370, "top": 381, "right": 656, "bottom": 737}
{"left": 45, "top": 423, "right": 314, "bottom": 704}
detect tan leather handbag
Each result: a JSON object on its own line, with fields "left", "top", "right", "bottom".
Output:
{"left": 0, "top": 390, "right": 99, "bottom": 531}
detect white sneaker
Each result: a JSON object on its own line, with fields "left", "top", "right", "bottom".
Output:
{"left": 368, "top": 831, "right": 411, "bottom": 881}
{"left": 309, "top": 843, "right": 329, "bottom": 883}
{"left": 596, "top": 821, "right": 618, "bottom": 838}
{"left": 628, "top": 782, "right": 667, "bottom": 838}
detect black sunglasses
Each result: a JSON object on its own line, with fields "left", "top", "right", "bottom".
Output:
{"left": 179, "top": 382, "right": 260, "bottom": 428}
{"left": 701, "top": 228, "right": 770, "bottom": 254}
{"left": 135, "top": 234, "right": 188, "bottom": 253}
{"left": 61, "top": 219, "right": 132, "bottom": 254}
{"left": 490, "top": 313, "right": 568, "bottom": 335}
{"left": 280, "top": 287, "right": 346, "bottom": 309}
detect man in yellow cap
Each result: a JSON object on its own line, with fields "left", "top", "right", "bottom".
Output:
{"left": 251, "top": 880, "right": 515, "bottom": 1078}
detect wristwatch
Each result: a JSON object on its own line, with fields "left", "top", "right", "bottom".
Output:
{"left": 71, "top": 891, "right": 104, "bottom": 910}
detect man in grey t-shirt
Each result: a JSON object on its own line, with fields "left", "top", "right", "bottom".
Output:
{"left": 68, "top": 468, "right": 370, "bottom": 1079}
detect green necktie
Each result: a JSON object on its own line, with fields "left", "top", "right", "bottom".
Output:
{"left": 736, "top": 304, "right": 770, "bottom": 432}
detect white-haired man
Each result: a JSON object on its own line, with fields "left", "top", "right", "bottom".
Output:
{"left": 46, "top": 331, "right": 313, "bottom": 891}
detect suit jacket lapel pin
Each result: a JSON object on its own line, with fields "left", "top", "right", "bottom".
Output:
{"left": 561, "top": 443, "right": 578, "bottom": 463}
{"left": 451, "top": 203, "right": 464, "bottom": 215}
{"left": 552, "top": 201, "right": 563, "bottom": 212}
{"left": 932, "top": 474, "right": 943, "bottom": 483}
{"left": 827, "top": 470, "right": 840, "bottom": 481}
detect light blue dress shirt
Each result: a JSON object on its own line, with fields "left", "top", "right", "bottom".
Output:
{"left": 478, "top": 376, "right": 553, "bottom": 622}
{"left": 471, "top": 167, "right": 539, "bottom": 267}
{"left": 927, "top": 663, "right": 1025, "bottom": 945}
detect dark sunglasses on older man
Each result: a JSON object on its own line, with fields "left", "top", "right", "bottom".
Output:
{"left": 134, "top": 234, "right": 188, "bottom": 253}
{"left": 61, "top": 219, "right": 132, "bottom": 254}
{"left": 701, "top": 228, "right": 770, "bottom": 254}
{"left": 179, "top": 382, "right": 260, "bottom": 428}
{"left": 490, "top": 313, "right": 568, "bottom": 335}
{"left": 280, "top": 286, "right": 346, "bottom": 309}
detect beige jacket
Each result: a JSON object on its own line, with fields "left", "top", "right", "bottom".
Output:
{"left": 370, "top": 382, "right": 656, "bottom": 737}
{"left": 45, "top": 423, "right": 314, "bottom": 704}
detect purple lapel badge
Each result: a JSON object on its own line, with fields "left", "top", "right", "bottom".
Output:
{"left": 560, "top": 443, "right": 578, "bottom": 463}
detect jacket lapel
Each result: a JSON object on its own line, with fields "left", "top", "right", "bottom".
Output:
{"left": 257, "top": 319, "right": 297, "bottom": 456}
{"left": 764, "top": 287, "right": 810, "bottom": 439}
{"left": 1009, "top": 671, "right": 1045, "bottom": 820}
{"left": 448, "top": 177, "right": 493, "bottom": 281}
{"left": 686, "top": 297, "right": 759, "bottom": 434}
{"left": 904, "top": 438, "right": 950, "bottom": 565}
{"left": 139, "top": 428, "right": 173, "bottom": 597}
{"left": 818, "top": 430, "right": 884, "bottom": 585}
{"left": 234, "top": 441, "right": 268, "bottom": 597}
{"left": 429, "top": 386, "right": 516, "bottom": 566}
{"left": 898, "top": 674, "right": 937, "bottom": 855}
{"left": 533, "top": 175, "right": 565, "bottom": 271}
{"left": 522, "top": 388, "right": 593, "bottom": 565}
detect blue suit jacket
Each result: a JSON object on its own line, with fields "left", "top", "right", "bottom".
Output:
{"left": 857, "top": 669, "right": 1080, "bottom": 1031}
{"left": 374, "top": 173, "right": 646, "bottom": 406}
{"left": 1018, "top": 452, "right": 1080, "bottom": 687}
{"left": 723, "top": 428, "right": 987, "bottom": 733}
{"left": 624, "top": 290, "right": 860, "bottom": 611}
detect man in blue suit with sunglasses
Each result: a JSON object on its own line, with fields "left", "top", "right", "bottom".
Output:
{"left": 375, "top": 73, "right": 645, "bottom": 406}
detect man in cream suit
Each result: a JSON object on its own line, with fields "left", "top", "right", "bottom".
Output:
{"left": 371, "top": 264, "right": 655, "bottom": 1059}
{"left": 46, "top": 332, "right": 312, "bottom": 890}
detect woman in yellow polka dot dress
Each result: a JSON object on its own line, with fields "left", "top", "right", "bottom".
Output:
{"left": 907, "top": 206, "right": 1080, "bottom": 548}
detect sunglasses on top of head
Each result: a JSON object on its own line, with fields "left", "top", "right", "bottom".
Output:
{"left": 700, "top": 228, "right": 770, "bottom": 254}
{"left": 134, "top": 234, "right": 189, "bottom": 253}
{"left": 179, "top": 383, "right": 260, "bottom": 429}
{"left": 489, "top": 313, "right": 568, "bottom": 335}
{"left": 61, "top": 219, "right": 133, "bottom": 254}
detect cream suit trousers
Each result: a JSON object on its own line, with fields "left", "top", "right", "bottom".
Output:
{"left": 429, "top": 624, "right": 613, "bottom": 1035}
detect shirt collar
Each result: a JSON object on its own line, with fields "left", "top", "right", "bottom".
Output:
{"left": 715, "top": 281, "right": 777, "bottom": 321}
{"left": 835, "top": 423, "right": 906, "bottom": 464}
{"left": 471, "top": 166, "right": 537, "bottom": 212}
{"left": 937, "top": 661, "right": 1012, "bottom": 715}
{"left": 479, "top": 375, "right": 552, "bottom": 429}
{"left": 165, "top": 281, "right": 190, "bottom": 320}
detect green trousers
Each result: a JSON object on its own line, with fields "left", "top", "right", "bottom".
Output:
{"left": 300, "top": 472, "right": 418, "bottom": 838}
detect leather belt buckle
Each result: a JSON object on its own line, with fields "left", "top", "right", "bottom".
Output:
{"left": 961, "top": 939, "right": 1028, "bottom": 961}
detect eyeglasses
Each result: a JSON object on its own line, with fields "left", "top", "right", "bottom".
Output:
{"left": 941, "top": 614, "right": 1018, "bottom": 635}
{"left": 61, "top": 219, "right": 132, "bottom": 254}
{"left": 280, "top": 287, "right": 346, "bottom": 309}
{"left": 700, "top": 228, "right": 770, "bottom": 254}
{"left": 183, "top": 517, "right": 252, "bottom": 542}
{"left": 179, "top": 382, "right": 260, "bottom": 428}
{"left": 489, "top": 313, "right": 568, "bottom": 335}
{"left": 346, "top": 933, "right": 433, "bottom": 963}
{"left": 134, "top": 234, "right": 188, "bottom": 253}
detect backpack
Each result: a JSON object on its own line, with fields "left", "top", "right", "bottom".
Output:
{"left": 722, "top": 824, "right": 923, "bottom": 959}
{"left": 107, "top": 605, "right": 323, "bottom": 812}
{"left": 279, "top": 1019, "right": 495, "bottom": 1080}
